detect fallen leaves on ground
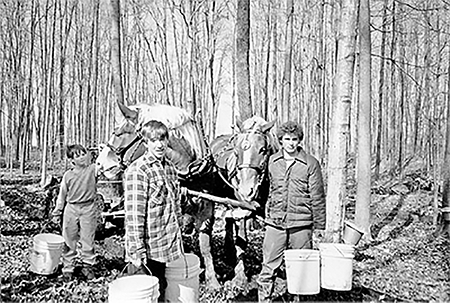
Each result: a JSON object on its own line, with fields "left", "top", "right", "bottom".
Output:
{"left": 1, "top": 172, "right": 449, "bottom": 302}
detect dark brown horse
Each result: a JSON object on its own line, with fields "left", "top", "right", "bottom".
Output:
{"left": 209, "top": 116, "right": 275, "bottom": 287}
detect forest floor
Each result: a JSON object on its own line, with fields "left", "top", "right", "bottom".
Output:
{"left": 0, "top": 162, "right": 449, "bottom": 302}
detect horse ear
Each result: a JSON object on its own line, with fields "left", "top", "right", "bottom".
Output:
{"left": 261, "top": 121, "right": 275, "bottom": 133}
{"left": 234, "top": 116, "right": 243, "bottom": 132}
{"left": 117, "top": 101, "right": 138, "bottom": 124}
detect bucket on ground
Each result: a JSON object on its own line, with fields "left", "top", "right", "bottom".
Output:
{"left": 284, "top": 249, "right": 320, "bottom": 295}
{"left": 343, "top": 221, "right": 364, "bottom": 246}
{"left": 319, "top": 243, "right": 355, "bottom": 291}
{"left": 29, "top": 233, "right": 64, "bottom": 275}
{"left": 108, "top": 274, "right": 159, "bottom": 303}
{"left": 442, "top": 207, "right": 450, "bottom": 235}
{"left": 442, "top": 207, "right": 450, "bottom": 221}
{"left": 165, "top": 253, "right": 201, "bottom": 303}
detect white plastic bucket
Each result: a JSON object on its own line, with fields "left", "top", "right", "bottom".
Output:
{"left": 108, "top": 274, "right": 159, "bottom": 303}
{"left": 165, "top": 254, "right": 201, "bottom": 303}
{"left": 29, "top": 233, "right": 64, "bottom": 275}
{"left": 442, "top": 207, "right": 450, "bottom": 221}
{"left": 284, "top": 249, "right": 320, "bottom": 295}
{"left": 442, "top": 207, "right": 450, "bottom": 235}
{"left": 319, "top": 243, "right": 355, "bottom": 291}
{"left": 343, "top": 221, "right": 364, "bottom": 246}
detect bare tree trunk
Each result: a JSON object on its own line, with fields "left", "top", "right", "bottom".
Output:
{"left": 387, "top": 0, "right": 397, "bottom": 173}
{"left": 262, "top": 0, "right": 273, "bottom": 121}
{"left": 374, "top": 0, "right": 388, "bottom": 180}
{"left": 355, "top": 0, "right": 372, "bottom": 239}
{"left": 48, "top": 0, "right": 58, "bottom": 164}
{"left": 423, "top": 6, "right": 431, "bottom": 171}
{"left": 40, "top": 92, "right": 51, "bottom": 186}
{"left": 412, "top": 27, "right": 421, "bottom": 154}
{"left": 39, "top": 0, "right": 55, "bottom": 186}
{"left": 325, "top": 0, "right": 358, "bottom": 243}
{"left": 433, "top": 15, "right": 443, "bottom": 230}
{"left": 270, "top": 3, "right": 279, "bottom": 125}
{"left": 20, "top": 0, "right": 37, "bottom": 174}
{"left": 57, "top": 0, "right": 73, "bottom": 160}
{"left": 281, "top": 0, "right": 294, "bottom": 121}
{"left": 440, "top": 40, "right": 450, "bottom": 236}
{"left": 235, "top": 0, "right": 252, "bottom": 120}
{"left": 84, "top": 0, "right": 100, "bottom": 145}
{"left": 397, "top": 2, "right": 406, "bottom": 180}
{"left": 109, "top": 0, "right": 126, "bottom": 124}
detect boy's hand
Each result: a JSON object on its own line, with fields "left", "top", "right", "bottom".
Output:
{"left": 313, "top": 230, "right": 325, "bottom": 241}
{"left": 128, "top": 259, "right": 147, "bottom": 275}
{"left": 51, "top": 214, "right": 61, "bottom": 225}
{"left": 180, "top": 187, "right": 188, "bottom": 197}
{"left": 131, "top": 258, "right": 142, "bottom": 268}
{"left": 127, "top": 263, "right": 139, "bottom": 275}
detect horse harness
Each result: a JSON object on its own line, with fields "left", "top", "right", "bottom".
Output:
{"left": 215, "top": 129, "right": 270, "bottom": 197}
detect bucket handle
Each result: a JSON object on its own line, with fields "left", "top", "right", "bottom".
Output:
{"left": 121, "top": 262, "right": 153, "bottom": 276}
{"left": 298, "top": 252, "right": 315, "bottom": 260}
{"left": 181, "top": 253, "right": 189, "bottom": 279}
{"left": 331, "top": 245, "right": 349, "bottom": 257}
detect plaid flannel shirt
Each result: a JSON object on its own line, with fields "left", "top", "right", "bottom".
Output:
{"left": 124, "top": 153, "right": 183, "bottom": 264}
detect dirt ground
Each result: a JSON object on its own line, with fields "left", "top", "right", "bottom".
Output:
{"left": 0, "top": 168, "right": 449, "bottom": 302}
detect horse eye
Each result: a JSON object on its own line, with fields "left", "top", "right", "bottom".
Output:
{"left": 260, "top": 147, "right": 267, "bottom": 154}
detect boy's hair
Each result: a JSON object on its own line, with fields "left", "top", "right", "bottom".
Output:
{"left": 66, "top": 144, "right": 87, "bottom": 159}
{"left": 140, "top": 120, "right": 169, "bottom": 141}
{"left": 277, "top": 121, "right": 304, "bottom": 142}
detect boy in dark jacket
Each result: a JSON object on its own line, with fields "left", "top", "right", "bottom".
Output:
{"left": 257, "top": 121, "right": 326, "bottom": 303}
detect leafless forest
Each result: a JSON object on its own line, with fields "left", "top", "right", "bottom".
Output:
{"left": 1, "top": 0, "right": 449, "bottom": 302}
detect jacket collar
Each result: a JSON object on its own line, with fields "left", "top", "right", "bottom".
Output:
{"left": 272, "top": 147, "right": 307, "bottom": 165}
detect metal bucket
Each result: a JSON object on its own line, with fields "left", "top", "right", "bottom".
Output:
{"left": 342, "top": 221, "right": 364, "bottom": 246}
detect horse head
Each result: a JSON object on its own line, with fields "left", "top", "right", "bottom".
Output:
{"left": 212, "top": 116, "right": 275, "bottom": 203}
{"left": 96, "top": 102, "right": 209, "bottom": 179}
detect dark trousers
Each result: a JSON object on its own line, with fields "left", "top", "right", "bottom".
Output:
{"left": 257, "top": 225, "right": 312, "bottom": 303}
{"left": 142, "top": 258, "right": 167, "bottom": 302}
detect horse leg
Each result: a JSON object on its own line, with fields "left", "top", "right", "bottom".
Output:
{"left": 224, "top": 216, "right": 237, "bottom": 263}
{"left": 199, "top": 232, "right": 221, "bottom": 290}
{"left": 197, "top": 201, "right": 221, "bottom": 290}
{"left": 230, "top": 218, "right": 248, "bottom": 289}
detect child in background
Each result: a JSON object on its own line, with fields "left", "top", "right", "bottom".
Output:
{"left": 51, "top": 144, "right": 98, "bottom": 280}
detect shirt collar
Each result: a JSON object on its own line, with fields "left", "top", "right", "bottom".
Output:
{"left": 272, "top": 147, "right": 307, "bottom": 165}
{"left": 143, "top": 152, "right": 166, "bottom": 165}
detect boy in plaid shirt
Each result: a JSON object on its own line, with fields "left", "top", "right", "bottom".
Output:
{"left": 124, "top": 120, "right": 184, "bottom": 302}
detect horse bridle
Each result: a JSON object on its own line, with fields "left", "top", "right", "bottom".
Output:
{"left": 218, "top": 130, "right": 270, "bottom": 197}
{"left": 106, "top": 133, "right": 144, "bottom": 172}
{"left": 104, "top": 120, "right": 201, "bottom": 174}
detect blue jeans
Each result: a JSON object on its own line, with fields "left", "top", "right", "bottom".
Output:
{"left": 257, "top": 225, "right": 312, "bottom": 302}
{"left": 62, "top": 201, "right": 98, "bottom": 273}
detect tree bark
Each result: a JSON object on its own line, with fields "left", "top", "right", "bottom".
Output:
{"left": 355, "top": 0, "right": 372, "bottom": 239}
{"left": 109, "top": 0, "right": 126, "bottom": 124}
{"left": 235, "top": 0, "right": 252, "bottom": 120}
{"left": 325, "top": 0, "right": 358, "bottom": 243}
{"left": 281, "top": 0, "right": 294, "bottom": 121}
{"left": 441, "top": 40, "right": 450, "bottom": 236}
{"left": 374, "top": 0, "right": 388, "bottom": 180}
{"left": 20, "top": 0, "right": 37, "bottom": 174}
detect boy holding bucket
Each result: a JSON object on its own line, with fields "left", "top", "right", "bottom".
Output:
{"left": 257, "top": 121, "right": 326, "bottom": 303}
{"left": 124, "top": 120, "right": 185, "bottom": 302}
{"left": 51, "top": 144, "right": 98, "bottom": 281}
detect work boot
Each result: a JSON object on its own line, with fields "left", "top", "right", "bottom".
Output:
{"left": 81, "top": 266, "right": 95, "bottom": 280}
{"left": 62, "top": 272, "right": 73, "bottom": 282}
